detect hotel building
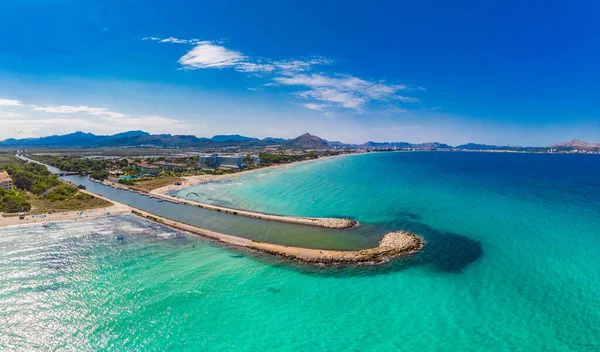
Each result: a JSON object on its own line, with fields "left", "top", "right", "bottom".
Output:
{"left": 0, "top": 171, "right": 13, "bottom": 190}
{"left": 199, "top": 154, "right": 246, "bottom": 170}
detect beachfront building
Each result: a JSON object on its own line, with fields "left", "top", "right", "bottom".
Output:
{"left": 0, "top": 171, "right": 13, "bottom": 190}
{"left": 137, "top": 163, "right": 160, "bottom": 176}
{"left": 152, "top": 161, "right": 187, "bottom": 171}
{"left": 200, "top": 153, "right": 245, "bottom": 169}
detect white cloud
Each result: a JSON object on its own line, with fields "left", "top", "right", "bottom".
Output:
{"left": 31, "top": 105, "right": 126, "bottom": 119}
{"left": 273, "top": 58, "right": 332, "bottom": 73}
{"left": 178, "top": 43, "right": 246, "bottom": 69}
{"left": 146, "top": 37, "right": 422, "bottom": 112}
{"left": 13, "top": 128, "right": 40, "bottom": 138}
{"left": 297, "top": 88, "right": 365, "bottom": 109}
{"left": 0, "top": 110, "right": 21, "bottom": 118}
{"left": 235, "top": 62, "right": 275, "bottom": 73}
{"left": 275, "top": 73, "right": 415, "bottom": 110}
{"left": 174, "top": 41, "right": 330, "bottom": 75}
{"left": 302, "top": 103, "right": 329, "bottom": 111}
{"left": 0, "top": 99, "right": 23, "bottom": 107}
{"left": 143, "top": 36, "right": 209, "bottom": 45}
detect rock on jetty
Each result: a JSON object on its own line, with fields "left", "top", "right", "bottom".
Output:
{"left": 143, "top": 190, "right": 358, "bottom": 229}
{"left": 253, "top": 231, "right": 424, "bottom": 265}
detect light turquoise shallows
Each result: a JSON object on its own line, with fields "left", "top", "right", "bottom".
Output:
{"left": 1, "top": 152, "right": 599, "bottom": 351}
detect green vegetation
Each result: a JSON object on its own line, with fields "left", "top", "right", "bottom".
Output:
{"left": 0, "top": 187, "right": 31, "bottom": 213}
{"left": 1, "top": 160, "right": 111, "bottom": 214}
{"left": 31, "top": 155, "right": 112, "bottom": 173}
{"left": 27, "top": 191, "right": 112, "bottom": 213}
{"left": 3, "top": 162, "right": 60, "bottom": 194}
{"left": 0, "top": 153, "right": 15, "bottom": 166}
{"left": 258, "top": 152, "right": 317, "bottom": 166}
{"left": 118, "top": 178, "right": 135, "bottom": 186}
{"left": 90, "top": 170, "right": 109, "bottom": 181}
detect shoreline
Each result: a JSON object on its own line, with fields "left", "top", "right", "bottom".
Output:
{"left": 0, "top": 203, "right": 131, "bottom": 227}
{"left": 144, "top": 153, "right": 360, "bottom": 229}
{"left": 3, "top": 183, "right": 424, "bottom": 266}
{"left": 153, "top": 152, "right": 356, "bottom": 196}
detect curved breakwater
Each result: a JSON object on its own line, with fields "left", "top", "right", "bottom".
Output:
{"left": 60, "top": 178, "right": 424, "bottom": 265}
{"left": 61, "top": 175, "right": 396, "bottom": 251}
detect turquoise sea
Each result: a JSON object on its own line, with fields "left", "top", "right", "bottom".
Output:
{"left": 2, "top": 152, "right": 600, "bottom": 351}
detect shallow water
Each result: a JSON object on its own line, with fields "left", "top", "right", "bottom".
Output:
{"left": 3, "top": 152, "right": 600, "bottom": 351}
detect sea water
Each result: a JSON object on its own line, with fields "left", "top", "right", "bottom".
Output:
{"left": 2, "top": 152, "right": 600, "bottom": 351}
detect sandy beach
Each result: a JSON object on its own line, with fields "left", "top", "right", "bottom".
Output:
{"left": 145, "top": 153, "right": 359, "bottom": 229}
{"left": 0, "top": 203, "right": 131, "bottom": 228}
{"left": 152, "top": 153, "right": 356, "bottom": 196}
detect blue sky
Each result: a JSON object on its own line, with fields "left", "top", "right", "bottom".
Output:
{"left": 0, "top": 0, "right": 598, "bottom": 145}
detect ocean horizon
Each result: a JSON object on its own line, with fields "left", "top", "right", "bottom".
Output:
{"left": 2, "top": 151, "right": 600, "bottom": 351}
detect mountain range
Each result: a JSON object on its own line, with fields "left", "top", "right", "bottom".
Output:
{"left": 0, "top": 131, "right": 597, "bottom": 151}
{"left": 551, "top": 139, "right": 600, "bottom": 150}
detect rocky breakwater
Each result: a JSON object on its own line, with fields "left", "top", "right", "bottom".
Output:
{"left": 148, "top": 191, "right": 358, "bottom": 229}
{"left": 291, "top": 216, "right": 357, "bottom": 229}
{"left": 251, "top": 231, "right": 424, "bottom": 265}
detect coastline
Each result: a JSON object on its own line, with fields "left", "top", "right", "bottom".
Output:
{"left": 143, "top": 153, "right": 360, "bottom": 229}
{"left": 153, "top": 153, "right": 357, "bottom": 197}
{"left": 0, "top": 203, "right": 130, "bottom": 227}
{"left": 2, "top": 183, "right": 423, "bottom": 266}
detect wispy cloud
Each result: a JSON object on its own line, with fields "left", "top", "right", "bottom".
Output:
{"left": 302, "top": 103, "right": 329, "bottom": 111}
{"left": 272, "top": 58, "right": 332, "bottom": 73}
{"left": 275, "top": 73, "right": 416, "bottom": 110}
{"left": 0, "top": 98, "right": 191, "bottom": 139}
{"left": 145, "top": 37, "right": 421, "bottom": 112}
{"left": 0, "top": 99, "right": 23, "bottom": 107}
{"left": 150, "top": 38, "right": 329, "bottom": 75}
{"left": 31, "top": 105, "right": 126, "bottom": 119}
{"left": 142, "top": 36, "right": 210, "bottom": 45}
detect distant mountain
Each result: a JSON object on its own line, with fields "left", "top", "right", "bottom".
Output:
{"left": 551, "top": 139, "right": 600, "bottom": 150}
{"left": 352, "top": 141, "right": 452, "bottom": 149}
{"left": 455, "top": 143, "right": 504, "bottom": 150}
{"left": 0, "top": 131, "right": 149, "bottom": 147}
{"left": 211, "top": 134, "right": 258, "bottom": 142}
{"left": 417, "top": 142, "right": 453, "bottom": 149}
{"left": 261, "top": 137, "right": 287, "bottom": 144}
{"left": 285, "top": 133, "right": 329, "bottom": 149}
{"left": 105, "top": 135, "right": 202, "bottom": 147}
{"left": 324, "top": 140, "right": 356, "bottom": 148}
{"left": 110, "top": 130, "right": 151, "bottom": 139}
{"left": 0, "top": 129, "right": 562, "bottom": 152}
{"left": 359, "top": 141, "right": 412, "bottom": 149}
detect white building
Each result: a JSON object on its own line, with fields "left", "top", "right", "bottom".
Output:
{"left": 0, "top": 171, "right": 13, "bottom": 190}
{"left": 199, "top": 154, "right": 246, "bottom": 169}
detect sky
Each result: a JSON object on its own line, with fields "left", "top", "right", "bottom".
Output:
{"left": 0, "top": 0, "right": 599, "bottom": 146}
